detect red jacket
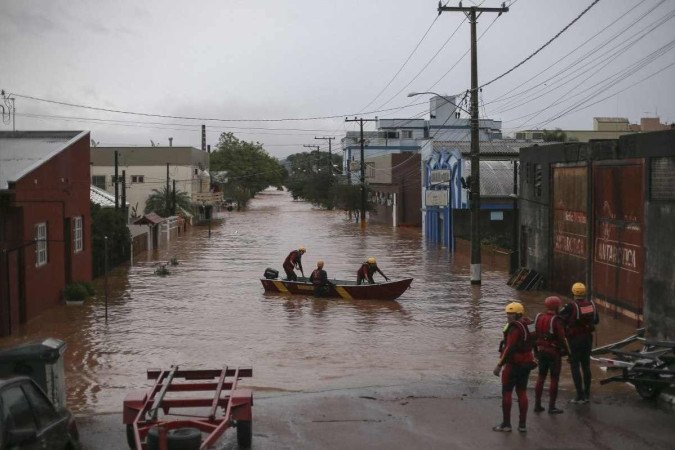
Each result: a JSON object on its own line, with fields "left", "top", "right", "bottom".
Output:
{"left": 500, "top": 317, "right": 536, "bottom": 366}
{"left": 535, "top": 312, "right": 567, "bottom": 355}
{"left": 561, "top": 299, "right": 598, "bottom": 339}
{"left": 283, "top": 250, "right": 303, "bottom": 271}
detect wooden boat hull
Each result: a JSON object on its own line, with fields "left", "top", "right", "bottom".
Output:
{"left": 260, "top": 277, "right": 413, "bottom": 301}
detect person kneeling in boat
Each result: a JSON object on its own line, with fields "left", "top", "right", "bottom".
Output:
{"left": 356, "top": 257, "right": 390, "bottom": 285}
{"left": 309, "top": 260, "right": 331, "bottom": 297}
{"left": 283, "top": 246, "right": 306, "bottom": 281}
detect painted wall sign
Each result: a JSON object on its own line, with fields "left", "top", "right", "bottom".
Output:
{"left": 425, "top": 190, "right": 449, "bottom": 207}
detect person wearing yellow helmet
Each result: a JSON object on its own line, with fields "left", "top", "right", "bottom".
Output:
{"left": 356, "top": 257, "right": 389, "bottom": 285}
{"left": 282, "top": 247, "right": 306, "bottom": 281}
{"left": 309, "top": 260, "right": 331, "bottom": 297}
{"left": 559, "top": 281, "right": 599, "bottom": 404}
{"left": 493, "top": 301, "right": 536, "bottom": 433}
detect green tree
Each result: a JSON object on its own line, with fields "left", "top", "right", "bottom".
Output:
{"left": 144, "top": 186, "right": 192, "bottom": 217}
{"left": 542, "top": 128, "right": 568, "bottom": 142}
{"left": 210, "top": 133, "right": 285, "bottom": 209}
{"left": 91, "top": 203, "right": 131, "bottom": 277}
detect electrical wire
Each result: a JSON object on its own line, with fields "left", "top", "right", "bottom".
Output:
{"left": 480, "top": 0, "right": 602, "bottom": 89}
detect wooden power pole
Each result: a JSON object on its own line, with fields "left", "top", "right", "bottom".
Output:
{"left": 438, "top": 1, "right": 508, "bottom": 284}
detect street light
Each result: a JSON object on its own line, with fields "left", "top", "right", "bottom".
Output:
{"left": 408, "top": 90, "right": 483, "bottom": 285}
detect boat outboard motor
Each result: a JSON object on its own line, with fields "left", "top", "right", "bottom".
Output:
{"left": 264, "top": 268, "right": 279, "bottom": 279}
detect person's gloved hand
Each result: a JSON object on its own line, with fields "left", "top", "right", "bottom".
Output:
{"left": 493, "top": 365, "right": 502, "bottom": 377}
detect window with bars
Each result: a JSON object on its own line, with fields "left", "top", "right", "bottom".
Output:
{"left": 73, "top": 217, "right": 83, "bottom": 253}
{"left": 35, "top": 222, "right": 47, "bottom": 267}
{"left": 651, "top": 157, "right": 675, "bottom": 200}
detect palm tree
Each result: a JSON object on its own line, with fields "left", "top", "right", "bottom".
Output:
{"left": 144, "top": 186, "right": 192, "bottom": 217}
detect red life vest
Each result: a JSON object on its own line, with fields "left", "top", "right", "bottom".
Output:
{"left": 535, "top": 312, "right": 562, "bottom": 352}
{"left": 566, "top": 299, "right": 597, "bottom": 338}
{"left": 284, "top": 251, "right": 301, "bottom": 268}
{"left": 502, "top": 318, "right": 536, "bottom": 365}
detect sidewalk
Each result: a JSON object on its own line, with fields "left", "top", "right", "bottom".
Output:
{"left": 77, "top": 379, "right": 675, "bottom": 449}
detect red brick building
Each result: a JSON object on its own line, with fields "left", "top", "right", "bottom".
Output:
{"left": 0, "top": 131, "right": 92, "bottom": 336}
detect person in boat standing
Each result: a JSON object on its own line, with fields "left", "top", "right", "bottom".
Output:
{"left": 356, "top": 257, "right": 390, "bottom": 285}
{"left": 309, "top": 260, "right": 331, "bottom": 297}
{"left": 283, "top": 246, "right": 306, "bottom": 281}
{"left": 559, "top": 282, "right": 599, "bottom": 404}
{"left": 533, "top": 296, "right": 571, "bottom": 415}
{"left": 493, "top": 302, "right": 536, "bottom": 433}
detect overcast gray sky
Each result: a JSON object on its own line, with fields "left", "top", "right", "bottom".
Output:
{"left": 1, "top": 0, "right": 673, "bottom": 158}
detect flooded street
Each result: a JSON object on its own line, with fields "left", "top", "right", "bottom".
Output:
{"left": 0, "top": 189, "right": 638, "bottom": 415}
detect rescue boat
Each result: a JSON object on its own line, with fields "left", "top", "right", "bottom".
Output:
{"left": 260, "top": 275, "right": 413, "bottom": 300}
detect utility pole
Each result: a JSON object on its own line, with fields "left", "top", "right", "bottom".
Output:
{"left": 172, "top": 180, "right": 177, "bottom": 216}
{"left": 314, "top": 137, "right": 335, "bottom": 175}
{"left": 121, "top": 170, "right": 127, "bottom": 221}
{"left": 345, "top": 117, "right": 377, "bottom": 228}
{"left": 166, "top": 163, "right": 170, "bottom": 215}
{"left": 114, "top": 151, "right": 119, "bottom": 210}
{"left": 438, "top": 2, "right": 508, "bottom": 284}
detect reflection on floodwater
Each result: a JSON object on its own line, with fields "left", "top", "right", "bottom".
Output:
{"left": 0, "top": 189, "right": 639, "bottom": 414}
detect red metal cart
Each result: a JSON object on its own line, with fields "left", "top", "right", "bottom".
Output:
{"left": 123, "top": 366, "right": 253, "bottom": 449}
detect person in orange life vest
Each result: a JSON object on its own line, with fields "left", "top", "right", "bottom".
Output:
{"left": 309, "top": 260, "right": 330, "bottom": 297}
{"left": 493, "top": 301, "right": 536, "bottom": 433}
{"left": 356, "top": 257, "right": 389, "bottom": 285}
{"left": 559, "top": 282, "right": 599, "bottom": 404}
{"left": 533, "top": 296, "right": 571, "bottom": 414}
{"left": 283, "top": 247, "right": 306, "bottom": 281}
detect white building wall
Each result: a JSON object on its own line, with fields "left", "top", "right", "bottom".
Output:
{"left": 91, "top": 164, "right": 200, "bottom": 214}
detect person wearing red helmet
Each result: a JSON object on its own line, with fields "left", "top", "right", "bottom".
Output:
{"left": 493, "top": 301, "right": 536, "bottom": 433}
{"left": 559, "top": 282, "right": 599, "bottom": 404}
{"left": 533, "top": 296, "right": 571, "bottom": 414}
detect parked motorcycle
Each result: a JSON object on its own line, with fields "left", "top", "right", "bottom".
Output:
{"left": 591, "top": 328, "right": 675, "bottom": 399}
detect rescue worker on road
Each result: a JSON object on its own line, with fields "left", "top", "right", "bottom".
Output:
{"left": 559, "top": 282, "right": 599, "bottom": 404}
{"left": 356, "top": 257, "right": 390, "bottom": 285}
{"left": 283, "top": 247, "right": 306, "bottom": 281}
{"left": 309, "top": 260, "right": 330, "bottom": 297}
{"left": 533, "top": 296, "right": 571, "bottom": 414}
{"left": 493, "top": 302, "right": 536, "bottom": 433}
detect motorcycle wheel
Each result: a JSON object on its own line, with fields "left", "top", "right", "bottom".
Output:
{"left": 634, "top": 381, "right": 662, "bottom": 400}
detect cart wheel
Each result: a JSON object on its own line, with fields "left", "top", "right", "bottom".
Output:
{"left": 147, "top": 427, "right": 202, "bottom": 450}
{"left": 635, "top": 381, "right": 662, "bottom": 400}
{"left": 236, "top": 420, "right": 252, "bottom": 448}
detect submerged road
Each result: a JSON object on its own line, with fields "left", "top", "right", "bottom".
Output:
{"left": 1, "top": 189, "right": 671, "bottom": 448}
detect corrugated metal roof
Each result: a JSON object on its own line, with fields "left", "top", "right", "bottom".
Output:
{"left": 433, "top": 140, "right": 523, "bottom": 156}
{"left": 90, "top": 185, "right": 129, "bottom": 207}
{"left": 133, "top": 212, "right": 165, "bottom": 225}
{"left": 91, "top": 147, "right": 208, "bottom": 167}
{"left": 0, "top": 131, "right": 88, "bottom": 190}
{"left": 464, "top": 160, "right": 517, "bottom": 197}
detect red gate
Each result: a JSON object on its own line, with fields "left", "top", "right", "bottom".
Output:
{"left": 592, "top": 160, "right": 645, "bottom": 313}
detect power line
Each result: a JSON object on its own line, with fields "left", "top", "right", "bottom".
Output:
{"left": 480, "top": 0, "right": 602, "bottom": 89}
{"left": 6, "top": 92, "right": 430, "bottom": 123}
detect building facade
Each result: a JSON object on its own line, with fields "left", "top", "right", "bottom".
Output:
{"left": 0, "top": 131, "right": 92, "bottom": 336}
{"left": 90, "top": 147, "right": 218, "bottom": 219}
{"left": 519, "top": 130, "right": 675, "bottom": 339}
{"left": 515, "top": 116, "right": 671, "bottom": 142}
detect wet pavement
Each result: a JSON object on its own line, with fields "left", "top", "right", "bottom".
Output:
{"left": 1, "top": 188, "right": 668, "bottom": 448}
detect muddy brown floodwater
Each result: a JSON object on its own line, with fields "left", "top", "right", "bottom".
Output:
{"left": 0, "top": 189, "right": 639, "bottom": 415}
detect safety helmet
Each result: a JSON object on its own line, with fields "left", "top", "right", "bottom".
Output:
{"left": 299, "top": 246, "right": 306, "bottom": 253}
{"left": 571, "top": 282, "right": 586, "bottom": 296}
{"left": 367, "top": 257, "right": 376, "bottom": 264}
{"left": 544, "top": 296, "right": 562, "bottom": 311}
{"left": 317, "top": 260, "right": 324, "bottom": 268}
{"left": 505, "top": 301, "right": 524, "bottom": 315}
